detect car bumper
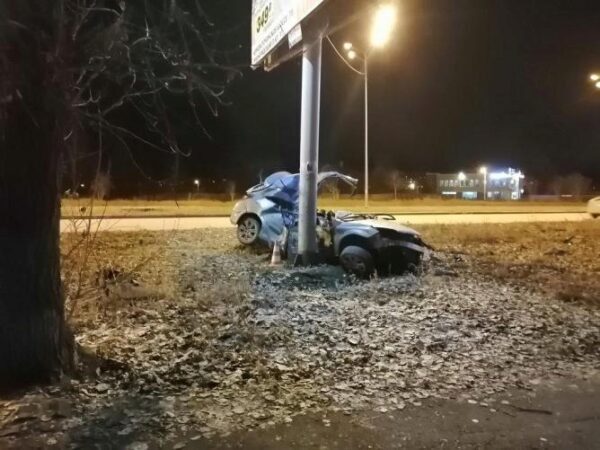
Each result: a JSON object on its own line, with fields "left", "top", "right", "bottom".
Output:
{"left": 230, "top": 203, "right": 247, "bottom": 225}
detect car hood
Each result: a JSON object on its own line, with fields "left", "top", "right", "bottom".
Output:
{"left": 349, "top": 219, "right": 421, "bottom": 236}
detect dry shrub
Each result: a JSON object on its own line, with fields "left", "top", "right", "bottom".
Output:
{"left": 61, "top": 205, "right": 173, "bottom": 328}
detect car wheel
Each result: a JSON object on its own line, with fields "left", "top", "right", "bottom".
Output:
{"left": 592, "top": 214, "right": 599, "bottom": 219}
{"left": 389, "top": 250, "right": 423, "bottom": 275}
{"left": 340, "top": 245, "right": 374, "bottom": 278}
{"left": 237, "top": 216, "right": 261, "bottom": 245}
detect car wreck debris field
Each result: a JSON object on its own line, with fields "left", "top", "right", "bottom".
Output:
{"left": 1, "top": 222, "right": 599, "bottom": 449}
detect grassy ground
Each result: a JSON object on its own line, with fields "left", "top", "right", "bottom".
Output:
{"left": 59, "top": 220, "right": 600, "bottom": 326}
{"left": 61, "top": 197, "right": 588, "bottom": 218}
{"left": 418, "top": 220, "right": 600, "bottom": 305}
{"left": 2, "top": 221, "right": 598, "bottom": 448}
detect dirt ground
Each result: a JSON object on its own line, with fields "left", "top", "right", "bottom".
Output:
{"left": 1, "top": 222, "right": 599, "bottom": 449}
{"left": 60, "top": 197, "right": 588, "bottom": 218}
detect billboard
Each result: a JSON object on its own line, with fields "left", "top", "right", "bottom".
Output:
{"left": 251, "top": 0, "right": 325, "bottom": 67}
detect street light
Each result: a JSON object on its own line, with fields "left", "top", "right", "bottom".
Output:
{"left": 193, "top": 179, "right": 200, "bottom": 193}
{"left": 590, "top": 73, "right": 600, "bottom": 82}
{"left": 479, "top": 166, "right": 488, "bottom": 200}
{"left": 343, "top": 3, "right": 398, "bottom": 208}
{"left": 371, "top": 4, "right": 398, "bottom": 48}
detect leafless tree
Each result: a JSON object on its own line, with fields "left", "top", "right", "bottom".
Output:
{"left": 92, "top": 171, "right": 112, "bottom": 200}
{"left": 563, "top": 173, "right": 592, "bottom": 199}
{"left": 387, "top": 169, "right": 403, "bottom": 200}
{"left": 226, "top": 179, "right": 236, "bottom": 202}
{"left": 550, "top": 176, "right": 565, "bottom": 196}
{"left": 0, "top": 0, "right": 238, "bottom": 388}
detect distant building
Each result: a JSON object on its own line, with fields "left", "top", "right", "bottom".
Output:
{"left": 429, "top": 169, "right": 525, "bottom": 200}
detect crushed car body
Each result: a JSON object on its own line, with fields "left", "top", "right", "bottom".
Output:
{"left": 230, "top": 171, "right": 430, "bottom": 277}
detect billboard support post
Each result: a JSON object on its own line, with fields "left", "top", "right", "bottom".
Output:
{"left": 296, "top": 34, "right": 323, "bottom": 266}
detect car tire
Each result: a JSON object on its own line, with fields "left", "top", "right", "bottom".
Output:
{"left": 340, "top": 245, "right": 375, "bottom": 278}
{"left": 237, "top": 215, "right": 261, "bottom": 246}
{"left": 389, "top": 249, "right": 423, "bottom": 275}
{"left": 592, "top": 214, "right": 599, "bottom": 219}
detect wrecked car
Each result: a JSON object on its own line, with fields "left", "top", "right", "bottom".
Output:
{"left": 230, "top": 171, "right": 429, "bottom": 277}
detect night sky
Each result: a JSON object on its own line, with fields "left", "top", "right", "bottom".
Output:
{"left": 112, "top": 0, "right": 600, "bottom": 192}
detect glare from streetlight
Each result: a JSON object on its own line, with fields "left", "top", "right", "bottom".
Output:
{"left": 590, "top": 73, "right": 600, "bottom": 82}
{"left": 458, "top": 172, "right": 467, "bottom": 181}
{"left": 343, "top": 42, "right": 353, "bottom": 51}
{"left": 370, "top": 4, "right": 398, "bottom": 48}
{"left": 595, "top": 81, "right": 600, "bottom": 90}
{"left": 348, "top": 50, "right": 357, "bottom": 60}
{"left": 193, "top": 179, "right": 200, "bottom": 186}
{"left": 479, "top": 166, "right": 487, "bottom": 175}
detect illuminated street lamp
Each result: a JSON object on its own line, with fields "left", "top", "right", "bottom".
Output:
{"left": 371, "top": 4, "right": 398, "bottom": 48}
{"left": 343, "top": 3, "right": 398, "bottom": 208}
{"left": 589, "top": 73, "right": 600, "bottom": 90}
{"left": 457, "top": 172, "right": 467, "bottom": 182}
{"left": 479, "top": 166, "right": 488, "bottom": 200}
{"left": 193, "top": 178, "right": 200, "bottom": 193}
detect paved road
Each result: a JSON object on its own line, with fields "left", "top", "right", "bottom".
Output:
{"left": 60, "top": 212, "right": 591, "bottom": 233}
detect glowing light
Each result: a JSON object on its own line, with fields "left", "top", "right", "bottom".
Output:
{"left": 479, "top": 166, "right": 487, "bottom": 175}
{"left": 193, "top": 179, "right": 200, "bottom": 186}
{"left": 348, "top": 50, "right": 357, "bottom": 60}
{"left": 343, "top": 42, "right": 353, "bottom": 51}
{"left": 457, "top": 172, "right": 467, "bottom": 181}
{"left": 590, "top": 73, "right": 600, "bottom": 82}
{"left": 596, "top": 81, "right": 600, "bottom": 90}
{"left": 408, "top": 181, "right": 416, "bottom": 190}
{"left": 489, "top": 170, "right": 525, "bottom": 180}
{"left": 370, "top": 4, "right": 398, "bottom": 48}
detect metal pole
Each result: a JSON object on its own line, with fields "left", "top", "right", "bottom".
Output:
{"left": 296, "top": 36, "right": 323, "bottom": 266}
{"left": 364, "top": 55, "right": 369, "bottom": 208}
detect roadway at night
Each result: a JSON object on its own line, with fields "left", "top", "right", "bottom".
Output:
{"left": 60, "top": 212, "right": 591, "bottom": 233}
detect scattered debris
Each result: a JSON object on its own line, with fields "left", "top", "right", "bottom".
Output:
{"left": 1, "top": 227, "right": 599, "bottom": 448}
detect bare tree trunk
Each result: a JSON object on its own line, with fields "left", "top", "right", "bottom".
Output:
{"left": 0, "top": 0, "right": 72, "bottom": 389}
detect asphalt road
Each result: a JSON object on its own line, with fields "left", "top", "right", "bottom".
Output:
{"left": 60, "top": 212, "right": 592, "bottom": 233}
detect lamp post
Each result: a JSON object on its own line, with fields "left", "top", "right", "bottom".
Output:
{"left": 343, "top": 4, "right": 397, "bottom": 208}
{"left": 479, "top": 166, "right": 488, "bottom": 200}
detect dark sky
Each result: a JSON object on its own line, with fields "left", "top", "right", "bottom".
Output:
{"left": 115, "top": 0, "right": 600, "bottom": 190}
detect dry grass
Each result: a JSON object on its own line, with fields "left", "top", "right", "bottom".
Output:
{"left": 61, "top": 220, "right": 600, "bottom": 326}
{"left": 61, "top": 229, "right": 173, "bottom": 329}
{"left": 417, "top": 221, "right": 600, "bottom": 305}
{"left": 61, "top": 197, "right": 587, "bottom": 218}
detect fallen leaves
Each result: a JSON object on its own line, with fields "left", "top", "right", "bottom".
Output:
{"left": 2, "top": 226, "right": 599, "bottom": 448}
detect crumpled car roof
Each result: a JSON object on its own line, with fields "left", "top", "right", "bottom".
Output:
{"left": 246, "top": 171, "right": 358, "bottom": 214}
